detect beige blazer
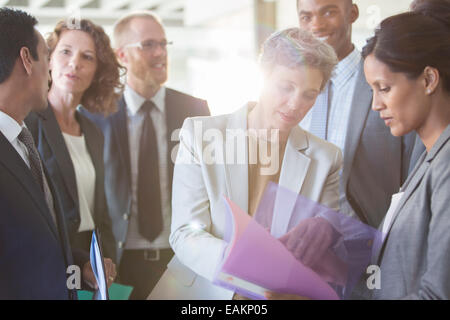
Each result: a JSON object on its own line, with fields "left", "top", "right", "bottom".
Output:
{"left": 151, "top": 104, "right": 342, "bottom": 300}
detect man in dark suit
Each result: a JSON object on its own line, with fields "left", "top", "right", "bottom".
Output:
{"left": 296, "top": 0, "right": 420, "bottom": 227}
{"left": 0, "top": 8, "right": 115, "bottom": 299}
{"left": 88, "top": 11, "right": 210, "bottom": 299}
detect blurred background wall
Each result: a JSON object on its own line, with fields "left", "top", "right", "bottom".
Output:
{"left": 3, "top": 0, "right": 414, "bottom": 115}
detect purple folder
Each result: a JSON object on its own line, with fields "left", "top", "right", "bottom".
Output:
{"left": 213, "top": 182, "right": 382, "bottom": 300}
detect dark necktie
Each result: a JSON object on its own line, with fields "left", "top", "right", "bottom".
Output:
{"left": 137, "top": 100, "right": 163, "bottom": 241}
{"left": 18, "top": 127, "right": 57, "bottom": 224}
{"left": 19, "top": 127, "right": 44, "bottom": 191}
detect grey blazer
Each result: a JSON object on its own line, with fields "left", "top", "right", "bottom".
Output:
{"left": 370, "top": 125, "right": 450, "bottom": 299}
{"left": 339, "top": 61, "right": 418, "bottom": 228}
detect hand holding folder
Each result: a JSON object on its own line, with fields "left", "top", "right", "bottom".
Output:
{"left": 77, "top": 229, "right": 131, "bottom": 300}
{"left": 279, "top": 216, "right": 342, "bottom": 268}
{"left": 214, "top": 197, "right": 340, "bottom": 300}
{"left": 213, "top": 182, "right": 382, "bottom": 300}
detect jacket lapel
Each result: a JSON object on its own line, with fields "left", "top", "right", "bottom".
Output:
{"left": 38, "top": 105, "right": 78, "bottom": 207}
{"left": 377, "top": 125, "right": 450, "bottom": 264}
{"left": 44, "top": 162, "right": 75, "bottom": 266}
{"left": 224, "top": 104, "right": 249, "bottom": 213}
{"left": 111, "top": 96, "right": 132, "bottom": 189}
{"left": 341, "top": 61, "right": 373, "bottom": 187}
{"left": 388, "top": 155, "right": 428, "bottom": 229}
{"left": 271, "top": 126, "right": 311, "bottom": 237}
{"left": 0, "top": 132, "right": 59, "bottom": 239}
{"left": 375, "top": 154, "right": 428, "bottom": 265}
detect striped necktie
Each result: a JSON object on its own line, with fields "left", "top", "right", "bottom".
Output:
{"left": 18, "top": 127, "right": 57, "bottom": 225}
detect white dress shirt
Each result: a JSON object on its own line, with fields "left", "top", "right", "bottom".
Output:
{"left": 62, "top": 132, "right": 96, "bottom": 232}
{"left": 0, "top": 110, "right": 30, "bottom": 168}
{"left": 124, "top": 85, "right": 172, "bottom": 250}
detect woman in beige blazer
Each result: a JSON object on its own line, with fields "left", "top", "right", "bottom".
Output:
{"left": 150, "top": 28, "right": 340, "bottom": 300}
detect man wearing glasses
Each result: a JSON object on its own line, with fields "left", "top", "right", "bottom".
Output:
{"left": 89, "top": 11, "right": 210, "bottom": 299}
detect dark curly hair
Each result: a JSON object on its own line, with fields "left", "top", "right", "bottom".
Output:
{"left": 47, "top": 19, "right": 125, "bottom": 114}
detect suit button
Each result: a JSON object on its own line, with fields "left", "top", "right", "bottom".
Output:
{"left": 123, "top": 213, "right": 129, "bottom": 221}
{"left": 118, "top": 241, "right": 124, "bottom": 249}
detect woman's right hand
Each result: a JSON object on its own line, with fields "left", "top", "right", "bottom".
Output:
{"left": 278, "top": 217, "right": 339, "bottom": 268}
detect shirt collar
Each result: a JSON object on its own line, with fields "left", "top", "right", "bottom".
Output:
{"left": 124, "top": 85, "right": 166, "bottom": 116}
{"left": 331, "top": 46, "right": 361, "bottom": 89}
{"left": 0, "top": 110, "right": 25, "bottom": 144}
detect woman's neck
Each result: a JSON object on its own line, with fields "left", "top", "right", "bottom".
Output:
{"left": 48, "top": 87, "right": 83, "bottom": 136}
{"left": 417, "top": 92, "right": 450, "bottom": 152}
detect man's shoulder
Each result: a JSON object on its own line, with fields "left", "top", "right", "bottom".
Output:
{"left": 77, "top": 108, "right": 105, "bottom": 140}
{"left": 166, "top": 88, "right": 208, "bottom": 108}
{"left": 165, "top": 87, "right": 210, "bottom": 117}
{"left": 166, "top": 87, "right": 206, "bottom": 103}
{"left": 80, "top": 102, "right": 122, "bottom": 128}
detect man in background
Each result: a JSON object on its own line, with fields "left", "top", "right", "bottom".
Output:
{"left": 296, "top": 0, "right": 418, "bottom": 227}
{"left": 90, "top": 11, "right": 210, "bottom": 299}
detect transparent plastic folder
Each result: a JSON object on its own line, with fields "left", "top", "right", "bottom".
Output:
{"left": 213, "top": 182, "right": 382, "bottom": 300}
{"left": 90, "top": 228, "right": 109, "bottom": 300}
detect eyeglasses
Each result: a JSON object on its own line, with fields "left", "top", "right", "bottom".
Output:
{"left": 123, "top": 39, "right": 173, "bottom": 52}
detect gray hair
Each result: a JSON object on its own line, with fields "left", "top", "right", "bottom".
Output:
{"left": 259, "top": 28, "right": 338, "bottom": 90}
{"left": 113, "top": 10, "right": 163, "bottom": 48}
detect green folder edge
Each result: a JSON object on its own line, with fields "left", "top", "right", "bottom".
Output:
{"left": 77, "top": 283, "right": 134, "bottom": 300}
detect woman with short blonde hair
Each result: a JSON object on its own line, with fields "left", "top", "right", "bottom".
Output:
{"left": 151, "top": 28, "right": 342, "bottom": 300}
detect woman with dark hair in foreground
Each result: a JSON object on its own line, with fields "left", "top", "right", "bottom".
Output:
{"left": 360, "top": 10, "right": 450, "bottom": 299}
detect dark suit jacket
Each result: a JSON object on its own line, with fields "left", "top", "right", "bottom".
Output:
{"left": 0, "top": 131, "right": 85, "bottom": 299}
{"left": 87, "top": 88, "right": 210, "bottom": 263}
{"left": 338, "top": 61, "right": 419, "bottom": 228}
{"left": 25, "top": 105, "right": 116, "bottom": 263}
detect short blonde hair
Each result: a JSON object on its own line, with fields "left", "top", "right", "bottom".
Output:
{"left": 113, "top": 11, "right": 163, "bottom": 48}
{"left": 259, "top": 28, "right": 338, "bottom": 91}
